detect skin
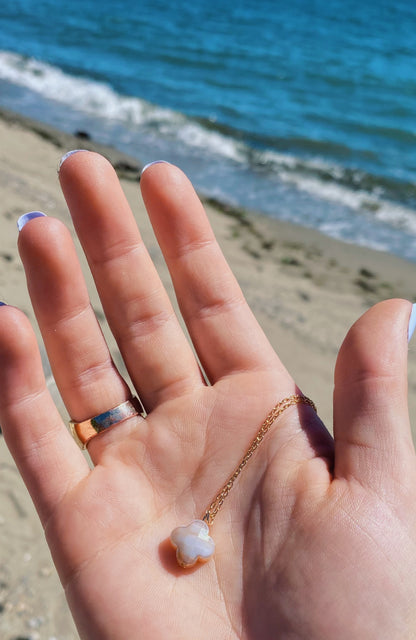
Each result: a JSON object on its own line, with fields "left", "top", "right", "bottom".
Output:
{"left": 0, "top": 153, "right": 415, "bottom": 639}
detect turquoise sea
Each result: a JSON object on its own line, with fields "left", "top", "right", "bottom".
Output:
{"left": 0, "top": 0, "right": 415, "bottom": 259}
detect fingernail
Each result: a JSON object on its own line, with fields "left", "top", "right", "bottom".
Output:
{"left": 141, "top": 160, "right": 169, "bottom": 176}
{"left": 0, "top": 302, "right": 7, "bottom": 307}
{"left": 408, "top": 304, "right": 416, "bottom": 342}
{"left": 17, "top": 211, "right": 47, "bottom": 232}
{"left": 58, "top": 149, "right": 88, "bottom": 171}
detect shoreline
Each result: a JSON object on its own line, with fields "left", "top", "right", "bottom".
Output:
{"left": 2, "top": 105, "right": 416, "bottom": 282}
{"left": 1, "top": 107, "right": 416, "bottom": 639}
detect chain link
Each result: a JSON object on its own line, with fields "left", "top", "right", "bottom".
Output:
{"left": 202, "top": 395, "right": 316, "bottom": 525}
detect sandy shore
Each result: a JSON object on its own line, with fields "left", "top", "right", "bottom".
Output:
{"left": 0, "top": 108, "right": 415, "bottom": 639}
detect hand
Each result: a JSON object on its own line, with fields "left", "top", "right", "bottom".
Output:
{"left": 0, "top": 153, "right": 415, "bottom": 639}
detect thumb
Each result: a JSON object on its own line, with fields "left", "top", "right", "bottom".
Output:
{"left": 333, "top": 299, "right": 415, "bottom": 490}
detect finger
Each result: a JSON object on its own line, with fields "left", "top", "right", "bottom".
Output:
{"left": 58, "top": 152, "right": 203, "bottom": 411}
{"left": 333, "top": 299, "right": 415, "bottom": 490}
{"left": 0, "top": 305, "right": 89, "bottom": 525}
{"left": 17, "top": 214, "right": 131, "bottom": 424}
{"left": 140, "top": 162, "right": 287, "bottom": 383}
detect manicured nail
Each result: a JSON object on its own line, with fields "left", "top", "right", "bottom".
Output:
{"left": 141, "top": 160, "right": 169, "bottom": 176}
{"left": 17, "top": 211, "right": 47, "bottom": 232}
{"left": 408, "top": 304, "right": 416, "bottom": 342}
{"left": 58, "top": 149, "right": 88, "bottom": 171}
{"left": 0, "top": 302, "right": 7, "bottom": 307}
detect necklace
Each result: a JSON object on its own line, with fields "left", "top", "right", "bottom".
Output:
{"left": 170, "top": 394, "right": 316, "bottom": 568}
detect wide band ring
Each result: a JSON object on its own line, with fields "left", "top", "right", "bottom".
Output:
{"left": 69, "top": 397, "right": 143, "bottom": 449}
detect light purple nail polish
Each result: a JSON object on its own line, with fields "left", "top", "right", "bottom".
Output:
{"left": 141, "top": 160, "right": 169, "bottom": 176}
{"left": 408, "top": 304, "right": 416, "bottom": 342}
{"left": 17, "top": 211, "right": 47, "bottom": 232}
{"left": 58, "top": 149, "right": 88, "bottom": 171}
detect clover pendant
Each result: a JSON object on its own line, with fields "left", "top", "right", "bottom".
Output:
{"left": 170, "top": 520, "right": 215, "bottom": 568}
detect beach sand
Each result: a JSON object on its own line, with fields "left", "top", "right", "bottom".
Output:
{"left": 0, "top": 108, "right": 415, "bottom": 639}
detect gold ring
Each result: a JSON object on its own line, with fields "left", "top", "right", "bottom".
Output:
{"left": 69, "top": 397, "right": 143, "bottom": 449}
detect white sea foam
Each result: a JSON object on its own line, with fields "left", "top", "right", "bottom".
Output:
{"left": 278, "top": 169, "right": 416, "bottom": 234}
{"left": 255, "top": 147, "right": 416, "bottom": 235}
{"left": 0, "top": 50, "right": 153, "bottom": 122}
{"left": 0, "top": 50, "right": 243, "bottom": 162}
{"left": 175, "top": 121, "right": 244, "bottom": 161}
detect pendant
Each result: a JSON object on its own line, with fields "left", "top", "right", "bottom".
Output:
{"left": 170, "top": 519, "right": 215, "bottom": 568}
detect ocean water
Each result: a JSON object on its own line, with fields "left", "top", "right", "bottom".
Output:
{"left": 0, "top": 0, "right": 415, "bottom": 260}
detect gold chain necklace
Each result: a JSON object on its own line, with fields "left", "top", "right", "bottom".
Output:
{"left": 170, "top": 394, "right": 316, "bottom": 568}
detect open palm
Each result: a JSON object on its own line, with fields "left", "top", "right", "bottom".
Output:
{"left": 0, "top": 154, "right": 415, "bottom": 639}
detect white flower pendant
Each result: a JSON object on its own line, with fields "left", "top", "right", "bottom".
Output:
{"left": 170, "top": 520, "right": 215, "bottom": 568}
